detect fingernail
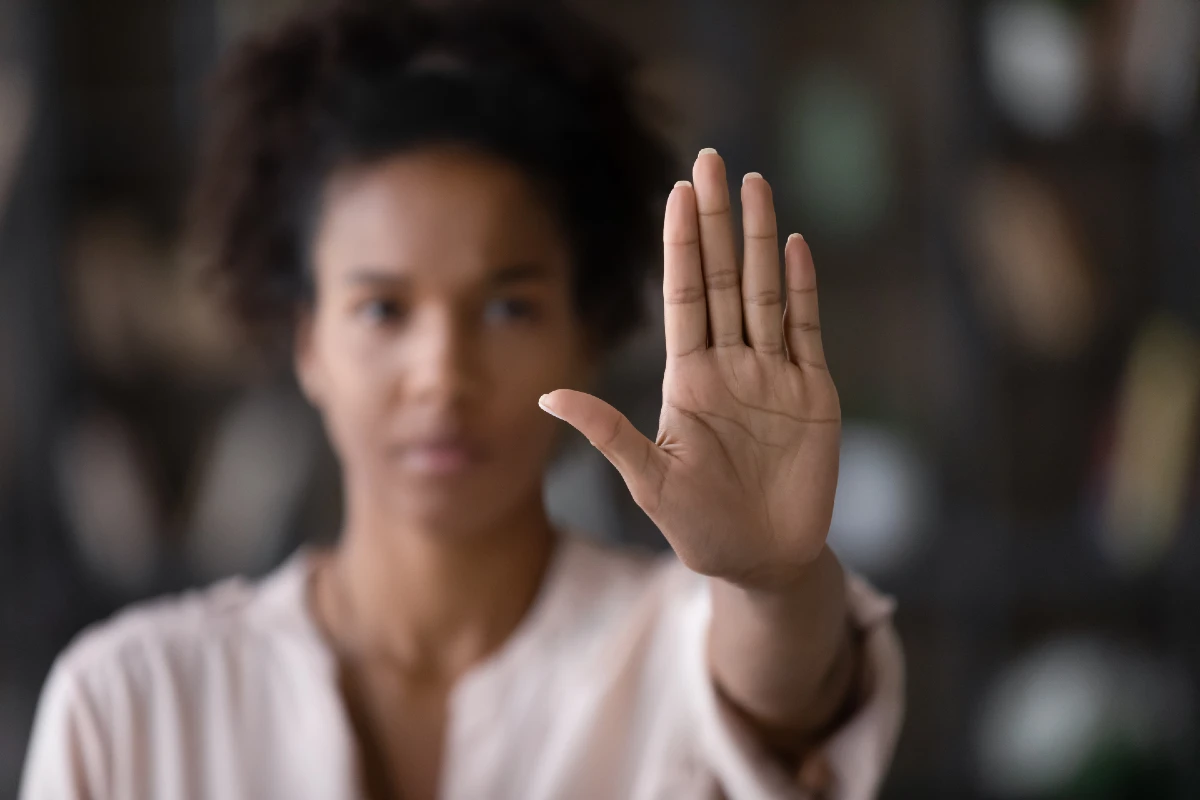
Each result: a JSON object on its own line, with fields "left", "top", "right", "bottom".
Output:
{"left": 788, "top": 232, "right": 804, "bottom": 243}
{"left": 674, "top": 180, "right": 692, "bottom": 189}
{"left": 537, "top": 394, "right": 563, "bottom": 421}
{"left": 698, "top": 147, "right": 718, "bottom": 157}
{"left": 743, "top": 171, "right": 762, "bottom": 185}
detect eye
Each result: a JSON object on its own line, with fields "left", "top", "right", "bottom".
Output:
{"left": 483, "top": 297, "right": 538, "bottom": 325}
{"left": 356, "top": 297, "right": 406, "bottom": 326}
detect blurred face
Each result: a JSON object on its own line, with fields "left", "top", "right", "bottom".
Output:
{"left": 296, "top": 146, "right": 588, "bottom": 533}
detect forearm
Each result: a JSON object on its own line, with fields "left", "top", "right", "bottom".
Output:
{"left": 707, "top": 545, "right": 859, "bottom": 752}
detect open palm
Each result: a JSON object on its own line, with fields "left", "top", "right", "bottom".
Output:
{"left": 542, "top": 150, "right": 841, "bottom": 589}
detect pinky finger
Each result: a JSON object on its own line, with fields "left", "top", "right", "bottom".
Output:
{"left": 784, "top": 234, "right": 827, "bottom": 370}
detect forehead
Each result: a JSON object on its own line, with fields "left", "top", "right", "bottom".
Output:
{"left": 312, "top": 146, "right": 571, "bottom": 287}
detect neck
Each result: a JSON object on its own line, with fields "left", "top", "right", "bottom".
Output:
{"left": 321, "top": 484, "right": 557, "bottom": 683}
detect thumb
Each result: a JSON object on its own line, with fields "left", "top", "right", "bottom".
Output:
{"left": 539, "top": 389, "right": 662, "bottom": 505}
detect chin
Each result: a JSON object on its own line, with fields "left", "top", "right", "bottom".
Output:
{"left": 399, "top": 496, "right": 508, "bottom": 539}
{"left": 390, "top": 469, "right": 539, "bottom": 538}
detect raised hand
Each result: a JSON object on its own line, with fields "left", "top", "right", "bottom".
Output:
{"left": 540, "top": 149, "right": 841, "bottom": 590}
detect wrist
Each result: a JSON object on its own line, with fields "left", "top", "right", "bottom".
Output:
{"left": 708, "top": 547, "right": 853, "bottom": 736}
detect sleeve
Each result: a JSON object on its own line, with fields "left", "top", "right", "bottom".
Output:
{"left": 18, "top": 656, "right": 110, "bottom": 800}
{"left": 819, "top": 574, "right": 905, "bottom": 799}
{"left": 677, "top": 569, "right": 904, "bottom": 800}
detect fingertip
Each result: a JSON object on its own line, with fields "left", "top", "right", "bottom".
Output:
{"left": 785, "top": 235, "right": 818, "bottom": 288}
{"left": 693, "top": 148, "right": 726, "bottom": 178}
{"left": 665, "top": 180, "right": 698, "bottom": 230}
{"left": 537, "top": 393, "right": 564, "bottom": 421}
{"left": 669, "top": 180, "right": 694, "bottom": 210}
{"left": 692, "top": 151, "right": 730, "bottom": 211}
{"left": 741, "top": 173, "right": 774, "bottom": 211}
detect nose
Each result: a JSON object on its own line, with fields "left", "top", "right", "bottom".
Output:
{"left": 404, "top": 306, "right": 478, "bottom": 409}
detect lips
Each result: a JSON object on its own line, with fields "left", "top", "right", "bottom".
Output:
{"left": 391, "top": 437, "right": 486, "bottom": 476}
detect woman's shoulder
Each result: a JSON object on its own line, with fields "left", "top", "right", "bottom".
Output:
{"left": 51, "top": 551, "right": 320, "bottom": 695}
{"left": 22, "top": 553, "right": 353, "bottom": 799}
{"left": 555, "top": 534, "right": 685, "bottom": 602}
{"left": 540, "top": 535, "right": 701, "bottom": 647}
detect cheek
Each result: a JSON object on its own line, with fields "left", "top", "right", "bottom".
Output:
{"left": 482, "top": 306, "right": 582, "bottom": 400}
{"left": 476, "top": 317, "right": 583, "bottom": 450}
{"left": 322, "top": 334, "right": 386, "bottom": 406}
{"left": 309, "top": 316, "right": 398, "bottom": 455}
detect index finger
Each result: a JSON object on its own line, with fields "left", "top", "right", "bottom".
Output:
{"left": 663, "top": 180, "right": 707, "bottom": 358}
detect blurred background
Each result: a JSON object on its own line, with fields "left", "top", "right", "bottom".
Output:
{"left": 1, "top": 0, "right": 1199, "bottom": 797}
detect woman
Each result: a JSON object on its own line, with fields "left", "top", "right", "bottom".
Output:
{"left": 21, "top": 2, "right": 902, "bottom": 798}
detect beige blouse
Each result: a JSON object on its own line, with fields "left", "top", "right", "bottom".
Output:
{"left": 20, "top": 536, "right": 903, "bottom": 799}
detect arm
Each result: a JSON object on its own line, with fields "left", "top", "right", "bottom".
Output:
{"left": 704, "top": 565, "right": 905, "bottom": 799}
{"left": 541, "top": 147, "right": 898, "bottom": 793}
{"left": 708, "top": 547, "right": 859, "bottom": 756}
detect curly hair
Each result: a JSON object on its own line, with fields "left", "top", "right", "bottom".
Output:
{"left": 187, "top": 0, "right": 676, "bottom": 352}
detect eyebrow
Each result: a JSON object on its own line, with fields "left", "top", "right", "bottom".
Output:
{"left": 343, "top": 268, "right": 408, "bottom": 287}
{"left": 342, "top": 264, "right": 552, "bottom": 287}
{"left": 489, "top": 263, "right": 552, "bottom": 286}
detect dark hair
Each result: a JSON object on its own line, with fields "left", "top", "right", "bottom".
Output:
{"left": 188, "top": 0, "right": 676, "bottom": 352}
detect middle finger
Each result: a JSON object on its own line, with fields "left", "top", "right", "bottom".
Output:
{"left": 692, "top": 149, "right": 744, "bottom": 348}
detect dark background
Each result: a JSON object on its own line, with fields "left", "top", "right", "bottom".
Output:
{"left": 1, "top": 0, "right": 1198, "bottom": 797}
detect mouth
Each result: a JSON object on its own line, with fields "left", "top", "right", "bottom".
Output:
{"left": 390, "top": 437, "right": 486, "bottom": 477}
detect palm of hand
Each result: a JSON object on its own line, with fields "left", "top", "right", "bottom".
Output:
{"left": 543, "top": 150, "right": 840, "bottom": 588}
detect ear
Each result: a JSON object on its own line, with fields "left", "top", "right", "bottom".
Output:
{"left": 293, "top": 307, "right": 324, "bottom": 409}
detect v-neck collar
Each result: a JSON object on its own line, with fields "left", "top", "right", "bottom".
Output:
{"left": 256, "top": 535, "right": 590, "bottom": 798}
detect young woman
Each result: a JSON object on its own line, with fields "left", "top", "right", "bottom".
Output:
{"left": 21, "top": 3, "right": 902, "bottom": 798}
